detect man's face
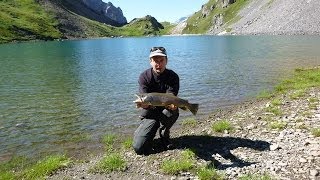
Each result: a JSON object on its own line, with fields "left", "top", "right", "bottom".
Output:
{"left": 150, "top": 56, "right": 167, "bottom": 74}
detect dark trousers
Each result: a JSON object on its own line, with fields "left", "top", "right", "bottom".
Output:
{"left": 133, "top": 109, "right": 178, "bottom": 155}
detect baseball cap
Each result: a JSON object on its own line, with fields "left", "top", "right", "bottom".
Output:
{"left": 149, "top": 47, "right": 167, "bottom": 58}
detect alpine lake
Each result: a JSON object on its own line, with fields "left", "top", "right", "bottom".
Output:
{"left": 1, "top": 35, "right": 320, "bottom": 161}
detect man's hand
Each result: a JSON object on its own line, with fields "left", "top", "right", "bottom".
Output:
{"left": 166, "top": 104, "right": 178, "bottom": 111}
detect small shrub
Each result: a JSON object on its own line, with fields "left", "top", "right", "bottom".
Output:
{"left": 211, "top": 120, "right": 233, "bottom": 133}
{"left": 311, "top": 128, "right": 320, "bottom": 137}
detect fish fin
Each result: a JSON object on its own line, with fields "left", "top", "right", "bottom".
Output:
{"left": 188, "top": 103, "right": 199, "bottom": 115}
{"left": 179, "top": 106, "right": 188, "bottom": 111}
{"left": 133, "top": 94, "right": 142, "bottom": 103}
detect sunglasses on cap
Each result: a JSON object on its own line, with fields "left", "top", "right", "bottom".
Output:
{"left": 150, "top": 47, "right": 166, "bottom": 52}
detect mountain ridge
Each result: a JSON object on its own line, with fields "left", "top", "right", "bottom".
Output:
{"left": 1, "top": 0, "right": 320, "bottom": 44}
{"left": 175, "top": 0, "right": 320, "bottom": 35}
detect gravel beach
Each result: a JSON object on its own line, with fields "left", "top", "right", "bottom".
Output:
{"left": 48, "top": 85, "right": 320, "bottom": 179}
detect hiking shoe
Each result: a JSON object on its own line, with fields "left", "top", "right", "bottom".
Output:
{"left": 160, "top": 137, "right": 174, "bottom": 150}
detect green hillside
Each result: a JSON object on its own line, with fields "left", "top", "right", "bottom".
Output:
{"left": 182, "top": 0, "right": 249, "bottom": 34}
{"left": 0, "top": 0, "right": 171, "bottom": 43}
{"left": 119, "top": 16, "right": 171, "bottom": 36}
{"left": 0, "top": 0, "right": 61, "bottom": 43}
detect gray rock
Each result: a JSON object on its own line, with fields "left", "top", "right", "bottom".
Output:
{"left": 310, "top": 169, "right": 319, "bottom": 176}
{"left": 82, "top": 0, "right": 127, "bottom": 25}
{"left": 270, "top": 143, "right": 280, "bottom": 151}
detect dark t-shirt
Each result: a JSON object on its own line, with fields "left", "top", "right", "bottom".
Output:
{"left": 138, "top": 68, "right": 179, "bottom": 119}
{"left": 138, "top": 68, "right": 179, "bottom": 95}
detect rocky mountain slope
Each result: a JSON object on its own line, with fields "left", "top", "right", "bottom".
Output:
{"left": 59, "top": 0, "right": 127, "bottom": 27}
{"left": 228, "top": 0, "right": 320, "bottom": 35}
{"left": 38, "top": 0, "right": 120, "bottom": 39}
{"left": 173, "top": 0, "right": 320, "bottom": 35}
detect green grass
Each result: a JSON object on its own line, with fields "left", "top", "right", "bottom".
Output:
{"left": 121, "top": 137, "right": 133, "bottom": 149}
{"left": 181, "top": 117, "right": 198, "bottom": 127}
{"left": 223, "top": 0, "right": 250, "bottom": 25}
{"left": 239, "top": 173, "right": 273, "bottom": 180}
{"left": 103, "top": 134, "right": 116, "bottom": 151}
{"left": 161, "top": 149, "right": 195, "bottom": 175}
{"left": 258, "top": 68, "right": 320, "bottom": 100}
{"left": 0, "top": 0, "right": 168, "bottom": 43}
{"left": 93, "top": 153, "right": 126, "bottom": 173}
{"left": 197, "top": 166, "right": 223, "bottom": 180}
{"left": 211, "top": 120, "right": 233, "bottom": 133}
{"left": 0, "top": 0, "right": 61, "bottom": 43}
{"left": 257, "top": 90, "right": 274, "bottom": 99}
{"left": 265, "top": 106, "right": 282, "bottom": 116}
{"left": 182, "top": 0, "right": 250, "bottom": 34}
{"left": 22, "top": 155, "right": 71, "bottom": 179}
{"left": 271, "top": 98, "right": 282, "bottom": 106}
{"left": 275, "top": 68, "right": 320, "bottom": 93}
{"left": 289, "top": 89, "right": 306, "bottom": 100}
{"left": 119, "top": 16, "right": 164, "bottom": 36}
{"left": 311, "top": 128, "right": 320, "bottom": 137}
{"left": 269, "top": 121, "right": 287, "bottom": 130}
{"left": 308, "top": 97, "right": 318, "bottom": 103}
{"left": 103, "top": 134, "right": 116, "bottom": 145}
{"left": 0, "top": 155, "right": 71, "bottom": 180}
{"left": 159, "top": 21, "right": 176, "bottom": 35}
{"left": 0, "top": 156, "right": 29, "bottom": 180}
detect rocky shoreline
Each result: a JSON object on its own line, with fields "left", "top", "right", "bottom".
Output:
{"left": 48, "top": 84, "right": 320, "bottom": 179}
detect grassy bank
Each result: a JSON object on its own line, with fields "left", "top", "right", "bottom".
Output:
{"left": 258, "top": 67, "right": 320, "bottom": 99}
{"left": 0, "top": 155, "right": 70, "bottom": 180}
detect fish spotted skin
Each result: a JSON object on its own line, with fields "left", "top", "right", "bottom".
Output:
{"left": 134, "top": 93, "right": 199, "bottom": 115}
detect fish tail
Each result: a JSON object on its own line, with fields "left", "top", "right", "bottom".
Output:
{"left": 188, "top": 103, "right": 199, "bottom": 115}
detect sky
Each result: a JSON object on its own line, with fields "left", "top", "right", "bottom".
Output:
{"left": 103, "top": 0, "right": 208, "bottom": 23}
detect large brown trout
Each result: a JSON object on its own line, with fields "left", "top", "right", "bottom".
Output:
{"left": 134, "top": 93, "right": 199, "bottom": 115}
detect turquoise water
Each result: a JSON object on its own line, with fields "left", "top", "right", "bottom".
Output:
{"left": 0, "top": 35, "right": 319, "bottom": 160}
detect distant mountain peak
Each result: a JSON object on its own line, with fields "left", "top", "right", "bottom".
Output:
{"left": 81, "top": 0, "right": 127, "bottom": 25}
